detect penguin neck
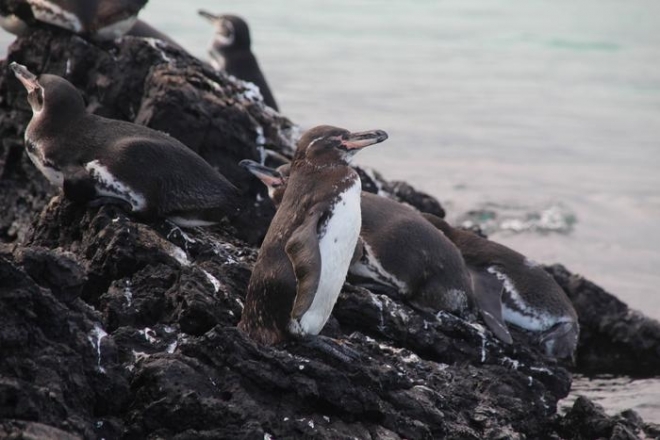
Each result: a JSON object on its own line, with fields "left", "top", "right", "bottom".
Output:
{"left": 215, "top": 42, "right": 248, "bottom": 55}
{"left": 424, "top": 214, "right": 457, "bottom": 239}
{"left": 299, "top": 152, "right": 354, "bottom": 171}
{"left": 26, "top": 105, "right": 87, "bottom": 144}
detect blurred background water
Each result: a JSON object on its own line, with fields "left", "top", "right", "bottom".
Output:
{"left": 1, "top": 0, "right": 659, "bottom": 422}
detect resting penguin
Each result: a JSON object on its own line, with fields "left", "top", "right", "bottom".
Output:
{"left": 10, "top": 62, "right": 240, "bottom": 227}
{"left": 0, "top": 0, "right": 183, "bottom": 47}
{"left": 239, "top": 160, "right": 514, "bottom": 344}
{"left": 238, "top": 125, "right": 387, "bottom": 345}
{"left": 198, "top": 10, "right": 279, "bottom": 111}
{"left": 422, "top": 214, "right": 579, "bottom": 359}
{"left": 1, "top": 0, "right": 146, "bottom": 40}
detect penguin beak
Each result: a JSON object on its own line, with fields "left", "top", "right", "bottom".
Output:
{"left": 341, "top": 129, "right": 389, "bottom": 150}
{"left": 239, "top": 159, "right": 285, "bottom": 188}
{"left": 198, "top": 10, "right": 234, "bottom": 44}
{"left": 198, "top": 9, "right": 220, "bottom": 22}
{"left": 9, "top": 62, "right": 40, "bottom": 93}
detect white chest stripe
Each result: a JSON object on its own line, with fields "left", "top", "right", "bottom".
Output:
{"left": 488, "top": 266, "right": 558, "bottom": 331}
{"left": 84, "top": 160, "right": 146, "bottom": 211}
{"left": 349, "top": 241, "right": 408, "bottom": 294}
{"left": 26, "top": 149, "right": 64, "bottom": 187}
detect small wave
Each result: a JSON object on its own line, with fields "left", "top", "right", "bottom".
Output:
{"left": 458, "top": 202, "right": 577, "bottom": 235}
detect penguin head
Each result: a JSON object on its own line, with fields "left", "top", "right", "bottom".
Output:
{"left": 239, "top": 160, "right": 288, "bottom": 205}
{"left": 539, "top": 320, "right": 579, "bottom": 361}
{"left": 296, "top": 125, "right": 388, "bottom": 165}
{"left": 199, "top": 11, "right": 251, "bottom": 50}
{"left": 10, "top": 63, "right": 85, "bottom": 117}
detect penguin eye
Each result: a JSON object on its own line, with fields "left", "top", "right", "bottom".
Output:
{"left": 36, "top": 90, "right": 44, "bottom": 107}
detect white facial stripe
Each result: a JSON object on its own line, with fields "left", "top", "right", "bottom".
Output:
{"left": 213, "top": 34, "right": 234, "bottom": 47}
{"left": 349, "top": 241, "right": 408, "bottom": 294}
{"left": 306, "top": 136, "right": 325, "bottom": 149}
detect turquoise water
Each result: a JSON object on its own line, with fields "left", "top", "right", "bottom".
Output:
{"left": 2, "top": 1, "right": 660, "bottom": 421}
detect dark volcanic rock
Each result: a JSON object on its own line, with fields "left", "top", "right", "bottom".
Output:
{"left": 0, "top": 23, "right": 658, "bottom": 440}
{"left": 555, "top": 396, "right": 660, "bottom": 440}
{"left": 356, "top": 167, "right": 446, "bottom": 218}
{"left": 547, "top": 264, "right": 660, "bottom": 377}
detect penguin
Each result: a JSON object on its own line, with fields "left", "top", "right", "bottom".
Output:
{"left": 239, "top": 160, "right": 514, "bottom": 344}
{"left": 0, "top": 0, "right": 182, "bottom": 46}
{"left": 10, "top": 62, "right": 240, "bottom": 226}
{"left": 238, "top": 125, "right": 387, "bottom": 345}
{"left": 422, "top": 214, "right": 579, "bottom": 359}
{"left": 4, "top": 0, "right": 147, "bottom": 40}
{"left": 198, "top": 10, "right": 279, "bottom": 111}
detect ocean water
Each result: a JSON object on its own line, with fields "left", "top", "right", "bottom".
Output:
{"left": 1, "top": 0, "right": 659, "bottom": 423}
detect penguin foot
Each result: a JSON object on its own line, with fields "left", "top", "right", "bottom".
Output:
{"left": 295, "top": 336, "right": 363, "bottom": 364}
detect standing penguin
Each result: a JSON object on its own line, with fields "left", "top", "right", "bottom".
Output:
{"left": 239, "top": 160, "right": 513, "bottom": 344}
{"left": 10, "top": 62, "right": 240, "bottom": 226}
{"left": 198, "top": 10, "right": 279, "bottom": 111}
{"left": 422, "top": 214, "right": 579, "bottom": 359}
{"left": 238, "top": 125, "right": 387, "bottom": 345}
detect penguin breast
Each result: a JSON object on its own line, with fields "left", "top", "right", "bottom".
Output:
{"left": 296, "top": 180, "right": 362, "bottom": 335}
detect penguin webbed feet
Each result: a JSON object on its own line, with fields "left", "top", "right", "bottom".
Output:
{"left": 292, "top": 335, "right": 363, "bottom": 365}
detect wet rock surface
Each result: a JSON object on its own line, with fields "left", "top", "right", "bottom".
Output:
{"left": 0, "top": 28, "right": 658, "bottom": 440}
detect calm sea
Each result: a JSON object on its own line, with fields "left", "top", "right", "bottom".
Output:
{"left": 2, "top": 0, "right": 659, "bottom": 423}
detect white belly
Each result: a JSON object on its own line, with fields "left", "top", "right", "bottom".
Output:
{"left": 297, "top": 181, "right": 362, "bottom": 335}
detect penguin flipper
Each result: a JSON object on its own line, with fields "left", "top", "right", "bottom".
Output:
{"left": 285, "top": 210, "right": 323, "bottom": 321}
{"left": 470, "top": 268, "right": 513, "bottom": 344}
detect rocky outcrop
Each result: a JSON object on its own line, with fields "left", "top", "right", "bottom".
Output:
{"left": 0, "top": 25, "right": 658, "bottom": 440}
{"left": 547, "top": 264, "right": 660, "bottom": 377}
